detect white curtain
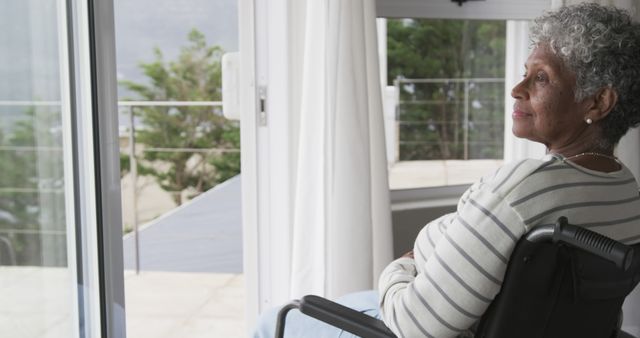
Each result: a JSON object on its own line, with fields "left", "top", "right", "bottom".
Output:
{"left": 290, "top": 0, "right": 393, "bottom": 300}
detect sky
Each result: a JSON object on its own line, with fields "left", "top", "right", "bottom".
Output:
{"left": 2, "top": 0, "right": 237, "bottom": 131}
{"left": 114, "top": 0, "right": 238, "bottom": 99}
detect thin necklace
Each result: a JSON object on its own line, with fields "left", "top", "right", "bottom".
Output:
{"left": 564, "top": 152, "right": 622, "bottom": 165}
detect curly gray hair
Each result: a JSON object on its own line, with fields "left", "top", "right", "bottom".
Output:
{"left": 530, "top": 3, "right": 640, "bottom": 148}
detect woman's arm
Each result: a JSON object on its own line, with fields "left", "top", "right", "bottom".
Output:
{"left": 378, "top": 187, "right": 525, "bottom": 337}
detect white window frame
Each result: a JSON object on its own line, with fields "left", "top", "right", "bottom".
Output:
{"left": 240, "top": 0, "right": 305, "bottom": 331}
{"left": 238, "top": 0, "right": 261, "bottom": 333}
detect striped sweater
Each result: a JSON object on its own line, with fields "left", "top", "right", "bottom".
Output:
{"left": 378, "top": 154, "right": 640, "bottom": 338}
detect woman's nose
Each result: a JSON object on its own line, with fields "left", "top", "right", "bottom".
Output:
{"left": 511, "top": 79, "right": 529, "bottom": 100}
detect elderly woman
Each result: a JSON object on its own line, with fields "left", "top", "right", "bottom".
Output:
{"left": 255, "top": 3, "right": 640, "bottom": 337}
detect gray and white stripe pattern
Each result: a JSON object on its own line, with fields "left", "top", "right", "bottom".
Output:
{"left": 379, "top": 156, "right": 640, "bottom": 338}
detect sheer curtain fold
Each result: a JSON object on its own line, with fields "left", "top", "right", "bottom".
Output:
{"left": 290, "top": 0, "right": 393, "bottom": 300}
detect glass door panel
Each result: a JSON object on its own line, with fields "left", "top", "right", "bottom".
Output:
{"left": 0, "top": 1, "right": 78, "bottom": 337}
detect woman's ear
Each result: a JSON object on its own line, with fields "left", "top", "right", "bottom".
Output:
{"left": 588, "top": 86, "right": 618, "bottom": 122}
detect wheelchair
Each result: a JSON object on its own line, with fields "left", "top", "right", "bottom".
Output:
{"left": 276, "top": 217, "right": 640, "bottom": 338}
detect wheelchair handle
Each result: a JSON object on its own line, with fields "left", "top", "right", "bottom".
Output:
{"left": 525, "top": 217, "right": 634, "bottom": 271}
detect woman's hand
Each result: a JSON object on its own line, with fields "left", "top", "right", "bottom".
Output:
{"left": 401, "top": 250, "right": 414, "bottom": 259}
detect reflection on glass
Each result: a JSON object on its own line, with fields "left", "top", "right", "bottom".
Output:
{"left": 0, "top": 1, "right": 75, "bottom": 337}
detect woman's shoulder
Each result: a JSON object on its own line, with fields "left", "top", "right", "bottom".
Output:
{"left": 484, "top": 155, "right": 561, "bottom": 196}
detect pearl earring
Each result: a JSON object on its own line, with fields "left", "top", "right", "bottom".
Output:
{"left": 586, "top": 118, "right": 593, "bottom": 124}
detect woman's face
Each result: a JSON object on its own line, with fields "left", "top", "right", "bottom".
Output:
{"left": 511, "top": 44, "right": 590, "bottom": 151}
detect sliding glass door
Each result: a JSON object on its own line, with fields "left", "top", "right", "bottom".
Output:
{"left": 0, "top": 0, "right": 124, "bottom": 337}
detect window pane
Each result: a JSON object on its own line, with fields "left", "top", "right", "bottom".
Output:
{"left": 386, "top": 19, "right": 506, "bottom": 188}
{"left": 0, "top": 1, "right": 77, "bottom": 337}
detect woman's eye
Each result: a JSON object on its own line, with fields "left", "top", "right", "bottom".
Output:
{"left": 535, "top": 72, "right": 548, "bottom": 82}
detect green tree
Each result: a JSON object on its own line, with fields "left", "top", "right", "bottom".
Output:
{"left": 387, "top": 19, "right": 505, "bottom": 160}
{"left": 121, "top": 29, "right": 240, "bottom": 205}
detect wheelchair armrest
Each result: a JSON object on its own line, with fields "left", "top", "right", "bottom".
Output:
{"left": 275, "top": 295, "right": 397, "bottom": 338}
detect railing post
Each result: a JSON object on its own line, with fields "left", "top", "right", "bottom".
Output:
{"left": 463, "top": 80, "right": 470, "bottom": 160}
{"left": 394, "top": 76, "right": 401, "bottom": 161}
{"left": 128, "top": 105, "right": 140, "bottom": 274}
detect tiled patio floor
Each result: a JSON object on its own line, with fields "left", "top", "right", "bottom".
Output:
{"left": 125, "top": 271, "right": 246, "bottom": 338}
{"left": 0, "top": 267, "right": 246, "bottom": 338}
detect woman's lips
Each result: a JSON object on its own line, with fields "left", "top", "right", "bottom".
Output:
{"left": 512, "top": 109, "right": 532, "bottom": 118}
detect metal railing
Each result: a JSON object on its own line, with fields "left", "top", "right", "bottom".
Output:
{"left": 0, "top": 100, "right": 239, "bottom": 270}
{"left": 119, "top": 101, "right": 240, "bottom": 273}
{"left": 394, "top": 77, "right": 505, "bottom": 160}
